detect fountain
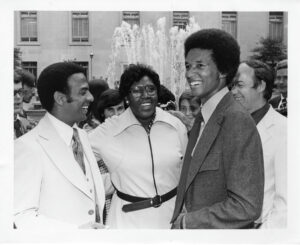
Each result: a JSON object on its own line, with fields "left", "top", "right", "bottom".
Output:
{"left": 106, "top": 17, "right": 201, "bottom": 99}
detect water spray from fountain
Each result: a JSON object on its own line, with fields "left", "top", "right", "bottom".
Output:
{"left": 106, "top": 17, "right": 200, "bottom": 99}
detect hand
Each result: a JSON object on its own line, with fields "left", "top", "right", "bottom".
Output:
{"left": 171, "top": 212, "right": 185, "bottom": 229}
{"left": 78, "top": 221, "right": 107, "bottom": 229}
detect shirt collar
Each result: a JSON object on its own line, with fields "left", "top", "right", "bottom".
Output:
{"left": 201, "top": 87, "right": 229, "bottom": 124}
{"left": 250, "top": 102, "right": 270, "bottom": 125}
{"left": 46, "top": 112, "right": 76, "bottom": 146}
{"left": 113, "top": 107, "right": 179, "bottom": 136}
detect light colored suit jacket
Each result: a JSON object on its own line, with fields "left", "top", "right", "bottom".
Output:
{"left": 14, "top": 115, "right": 109, "bottom": 229}
{"left": 171, "top": 92, "right": 265, "bottom": 228}
{"left": 256, "top": 106, "right": 287, "bottom": 228}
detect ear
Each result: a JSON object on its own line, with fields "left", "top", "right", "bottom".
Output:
{"left": 125, "top": 96, "right": 130, "bottom": 106}
{"left": 258, "top": 80, "right": 266, "bottom": 93}
{"left": 54, "top": 91, "right": 67, "bottom": 106}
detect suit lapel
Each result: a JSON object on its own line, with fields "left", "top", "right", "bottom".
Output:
{"left": 184, "top": 92, "right": 231, "bottom": 191}
{"left": 185, "top": 113, "right": 223, "bottom": 191}
{"left": 257, "top": 107, "right": 273, "bottom": 145}
{"left": 36, "top": 116, "right": 93, "bottom": 200}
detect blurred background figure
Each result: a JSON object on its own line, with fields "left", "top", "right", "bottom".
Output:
{"left": 14, "top": 71, "right": 35, "bottom": 139}
{"left": 269, "top": 59, "right": 287, "bottom": 117}
{"left": 79, "top": 78, "right": 109, "bottom": 130}
{"left": 20, "top": 70, "right": 37, "bottom": 112}
{"left": 158, "top": 84, "right": 176, "bottom": 111}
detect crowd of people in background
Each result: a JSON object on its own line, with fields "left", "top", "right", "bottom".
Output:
{"left": 13, "top": 28, "right": 287, "bottom": 230}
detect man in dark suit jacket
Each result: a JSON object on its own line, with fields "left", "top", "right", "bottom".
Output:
{"left": 269, "top": 59, "right": 287, "bottom": 117}
{"left": 171, "top": 29, "right": 265, "bottom": 229}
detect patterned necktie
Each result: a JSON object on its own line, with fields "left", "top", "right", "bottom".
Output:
{"left": 72, "top": 128, "right": 86, "bottom": 174}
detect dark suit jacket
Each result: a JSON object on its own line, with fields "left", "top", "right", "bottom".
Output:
{"left": 269, "top": 95, "right": 287, "bottom": 117}
{"left": 171, "top": 92, "right": 265, "bottom": 228}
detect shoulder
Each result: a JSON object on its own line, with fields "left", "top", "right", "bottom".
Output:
{"left": 156, "top": 108, "right": 187, "bottom": 133}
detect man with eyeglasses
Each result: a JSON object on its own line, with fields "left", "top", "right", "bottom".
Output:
{"left": 14, "top": 71, "right": 31, "bottom": 139}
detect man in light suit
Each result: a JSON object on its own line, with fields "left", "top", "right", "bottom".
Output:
{"left": 171, "top": 29, "right": 264, "bottom": 229}
{"left": 231, "top": 60, "right": 287, "bottom": 228}
{"left": 14, "top": 62, "right": 111, "bottom": 229}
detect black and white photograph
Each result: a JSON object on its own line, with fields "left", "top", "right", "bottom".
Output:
{"left": 1, "top": 0, "right": 300, "bottom": 244}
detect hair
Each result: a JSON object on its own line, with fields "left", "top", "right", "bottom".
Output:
{"left": 86, "top": 79, "right": 109, "bottom": 119}
{"left": 276, "top": 59, "right": 287, "bottom": 71}
{"left": 37, "top": 62, "right": 85, "bottom": 112}
{"left": 96, "top": 89, "right": 125, "bottom": 122}
{"left": 184, "top": 28, "right": 240, "bottom": 85}
{"left": 158, "top": 84, "right": 176, "bottom": 110}
{"left": 119, "top": 63, "right": 160, "bottom": 99}
{"left": 178, "top": 90, "right": 193, "bottom": 108}
{"left": 242, "top": 59, "right": 275, "bottom": 101}
{"left": 20, "top": 70, "right": 36, "bottom": 88}
{"left": 14, "top": 70, "right": 21, "bottom": 84}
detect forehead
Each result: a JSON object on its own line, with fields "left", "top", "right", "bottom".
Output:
{"left": 14, "top": 82, "right": 22, "bottom": 90}
{"left": 236, "top": 63, "right": 255, "bottom": 82}
{"left": 276, "top": 68, "right": 287, "bottom": 77}
{"left": 132, "top": 76, "right": 154, "bottom": 87}
{"left": 185, "top": 48, "right": 214, "bottom": 62}
{"left": 180, "top": 99, "right": 191, "bottom": 106}
{"left": 67, "top": 73, "right": 88, "bottom": 88}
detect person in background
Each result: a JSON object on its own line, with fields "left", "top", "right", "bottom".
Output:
{"left": 269, "top": 59, "right": 287, "bottom": 117}
{"left": 20, "top": 70, "right": 37, "bottom": 112}
{"left": 231, "top": 59, "right": 287, "bottom": 228}
{"left": 14, "top": 62, "right": 112, "bottom": 229}
{"left": 14, "top": 71, "right": 32, "bottom": 139}
{"left": 171, "top": 29, "right": 264, "bottom": 229}
{"left": 79, "top": 79, "right": 109, "bottom": 130}
{"left": 178, "top": 91, "right": 197, "bottom": 131}
{"left": 96, "top": 89, "right": 126, "bottom": 123}
{"left": 158, "top": 84, "right": 176, "bottom": 111}
{"left": 89, "top": 64, "right": 188, "bottom": 229}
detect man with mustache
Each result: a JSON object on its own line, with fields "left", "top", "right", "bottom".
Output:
{"left": 171, "top": 29, "right": 264, "bottom": 229}
{"left": 14, "top": 62, "right": 111, "bottom": 229}
{"left": 231, "top": 59, "right": 287, "bottom": 228}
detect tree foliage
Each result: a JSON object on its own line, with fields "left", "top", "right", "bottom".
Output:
{"left": 250, "top": 37, "right": 287, "bottom": 68}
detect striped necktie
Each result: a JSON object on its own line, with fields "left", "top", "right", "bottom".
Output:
{"left": 72, "top": 128, "right": 86, "bottom": 174}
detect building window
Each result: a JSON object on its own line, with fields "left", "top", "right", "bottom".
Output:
{"left": 72, "top": 12, "right": 89, "bottom": 42}
{"left": 122, "top": 11, "right": 140, "bottom": 26}
{"left": 20, "top": 11, "right": 38, "bottom": 42}
{"left": 269, "top": 12, "right": 283, "bottom": 41}
{"left": 73, "top": 61, "right": 89, "bottom": 78}
{"left": 173, "top": 11, "right": 189, "bottom": 30}
{"left": 22, "top": 61, "right": 37, "bottom": 81}
{"left": 222, "top": 12, "right": 237, "bottom": 39}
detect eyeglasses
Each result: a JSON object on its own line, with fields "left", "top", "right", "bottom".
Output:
{"left": 14, "top": 89, "right": 24, "bottom": 96}
{"left": 130, "top": 85, "right": 157, "bottom": 98}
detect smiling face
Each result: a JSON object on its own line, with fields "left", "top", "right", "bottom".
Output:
{"left": 127, "top": 76, "right": 158, "bottom": 125}
{"left": 185, "top": 48, "right": 225, "bottom": 104}
{"left": 179, "top": 99, "right": 194, "bottom": 121}
{"left": 231, "top": 63, "right": 264, "bottom": 113}
{"left": 63, "top": 73, "right": 94, "bottom": 125}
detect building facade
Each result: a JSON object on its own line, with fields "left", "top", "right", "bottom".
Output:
{"left": 14, "top": 11, "right": 288, "bottom": 87}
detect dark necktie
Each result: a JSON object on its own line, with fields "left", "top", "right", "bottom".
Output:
{"left": 14, "top": 119, "right": 24, "bottom": 138}
{"left": 172, "top": 112, "right": 203, "bottom": 220}
{"left": 72, "top": 128, "right": 86, "bottom": 174}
